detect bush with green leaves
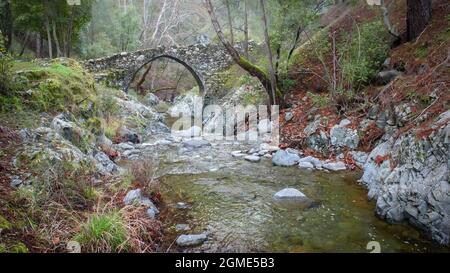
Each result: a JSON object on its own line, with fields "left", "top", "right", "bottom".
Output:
{"left": 0, "top": 31, "right": 15, "bottom": 97}
{"left": 338, "top": 20, "right": 390, "bottom": 91}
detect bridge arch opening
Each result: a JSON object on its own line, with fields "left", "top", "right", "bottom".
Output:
{"left": 125, "top": 55, "right": 205, "bottom": 99}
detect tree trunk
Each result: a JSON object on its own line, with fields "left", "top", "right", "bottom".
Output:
{"left": 19, "top": 32, "right": 30, "bottom": 57}
{"left": 45, "top": 17, "right": 53, "bottom": 59}
{"left": 225, "top": 0, "right": 234, "bottom": 46}
{"left": 205, "top": 0, "right": 276, "bottom": 105}
{"left": 136, "top": 63, "right": 153, "bottom": 95}
{"left": 260, "top": 0, "right": 278, "bottom": 105}
{"left": 52, "top": 20, "right": 62, "bottom": 57}
{"left": 36, "top": 33, "right": 41, "bottom": 58}
{"left": 406, "top": 0, "right": 432, "bottom": 41}
{"left": 243, "top": 0, "right": 249, "bottom": 58}
{"left": 3, "top": 0, "right": 12, "bottom": 51}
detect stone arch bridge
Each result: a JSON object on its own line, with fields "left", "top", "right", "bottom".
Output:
{"left": 83, "top": 43, "right": 250, "bottom": 105}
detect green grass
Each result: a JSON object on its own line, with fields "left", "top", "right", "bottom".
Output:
{"left": 0, "top": 215, "right": 12, "bottom": 231}
{"left": 74, "top": 211, "right": 128, "bottom": 253}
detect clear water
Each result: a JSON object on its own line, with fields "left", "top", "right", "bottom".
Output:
{"left": 129, "top": 140, "right": 449, "bottom": 253}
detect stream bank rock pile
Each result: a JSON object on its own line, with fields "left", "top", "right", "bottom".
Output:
{"left": 361, "top": 110, "right": 450, "bottom": 245}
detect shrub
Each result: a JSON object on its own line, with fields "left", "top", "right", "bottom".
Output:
{"left": 308, "top": 92, "right": 331, "bottom": 108}
{"left": 338, "top": 20, "right": 390, "bottom": 91}
{"left": 74, "top": 211, "right": 128, "bottom": 253}
{"left": 0, "top": 31, "right": 16, "bottom": 98}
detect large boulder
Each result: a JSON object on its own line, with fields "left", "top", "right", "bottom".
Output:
{"left": 272, "top": 150, "right": 300, "bottom": 167}
{"left": 18, "top": 127, "right": 88, "bottom": 164}
{"left": 330, "top": 122, "right": 359, "bottom": 150}
{"left": 306, "top": 131, "right": 330, "bottom": 155}
{"left": 116, "top": 95, "right": 160, "bottom": 120}
{"left": 168, "top": 91, "right": 203, "bottom": 119}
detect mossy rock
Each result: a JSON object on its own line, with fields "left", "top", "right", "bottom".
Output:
{"left": 10, "top": 58, "right": 98, "bottom": 116}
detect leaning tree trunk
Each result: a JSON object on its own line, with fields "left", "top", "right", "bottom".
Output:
{"left": 204, "top": 0, "right": 277, "bottom": 105}
{"left": 406, "top": 0, "right": 432, "bottom": 41}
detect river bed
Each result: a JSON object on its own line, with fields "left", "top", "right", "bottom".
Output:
{"left": 121, "top": 137, "right": 449, "bottom": 253}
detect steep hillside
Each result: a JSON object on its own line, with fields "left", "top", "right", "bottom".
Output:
{"left": 280, "top": 0, "right": 449, "bottom": 245}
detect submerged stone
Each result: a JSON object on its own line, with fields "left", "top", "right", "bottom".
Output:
{"left": 176, "top": 234, "right": 207, "bottom": 247}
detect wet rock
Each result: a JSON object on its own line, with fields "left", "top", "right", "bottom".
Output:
{"left": 322, "top": 162, "right": 347, "bottom": 171}
{"left": 298, "top": 161, "right": 314, "bottom": 170}
{"left": 244, "top": 155, "right": 261, "bottom": 163}
{"left": 274, "top": 188, "right": 310, "bottom": 202}
{"left": 176, "top": 234, "right": 207, "bottom": 247}
{"left": 176, "top": 202, "right": 189, "bottom": 209}
{"left": 298, "top": 156, "right": 323, "bottom": 169}
{"left": 272, "top": 150, "right": 300, "bottom": 167}
{"left": 182, "top": 139, "right": 211, "bottom": 149}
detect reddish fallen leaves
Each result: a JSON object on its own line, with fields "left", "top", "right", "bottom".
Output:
{"left": 374, "top": 155, "right": 390, "bottom": 166}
